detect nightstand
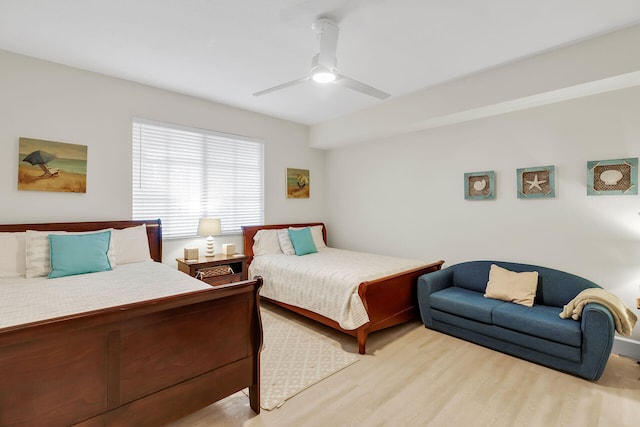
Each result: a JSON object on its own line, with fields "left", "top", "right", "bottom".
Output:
{"left": 176, "top": 254, "right": 248, "bottom": 286}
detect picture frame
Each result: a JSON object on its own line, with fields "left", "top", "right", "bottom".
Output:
{"left": 18, "top": 137, "right": 87, "bottom": 193}
{"left": 464, "top": 171, "right": 495, "bottom": 200}
{"left": 587, "top": 158, "right": 637, "bottom": 196}
{"left": 286, "top": 168, "right": 310, "bottom": 198}
{"left": 517, "top": 165, "right": 555, "bottom": 199}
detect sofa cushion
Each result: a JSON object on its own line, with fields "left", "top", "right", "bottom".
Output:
{"left": 484, "top": 264, "right": 538, "bottom": 307}
{"left": 430, "top": 287, "right": 505, "bottom": 324}
{"left": 452, "top": 261, "right": 493, "bottom": 293}
{"left": 431, "top": 310, "right": 582, "bottom": 362}
{"left": 492, "top": 303, "right": 581, "bottom": 347}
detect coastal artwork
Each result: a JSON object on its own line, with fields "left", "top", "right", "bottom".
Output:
{"left": 587, "top": 157, "right": 637, "bottom": 196}
{"left": 517, "top": 165, "right": 555, "bottom": 199}
{"left": 18, "top": 137, "right": 87, "bottom": 193}
{"left": 286, "top": 168, "right": 310, "bottom": 198}
{"left": 464, "top": 171, "right": 495, "bottom": 200}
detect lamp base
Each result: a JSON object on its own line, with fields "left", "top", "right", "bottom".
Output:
{"left": 205, "top": 236, "right": 215, "bottom": 256}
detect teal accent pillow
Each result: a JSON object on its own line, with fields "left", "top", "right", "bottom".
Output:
{"left": 288, "top": 227, "right": 317, "bottom": 256}
{"left": 48, "top": 231, "right": 113, "bottom": 278}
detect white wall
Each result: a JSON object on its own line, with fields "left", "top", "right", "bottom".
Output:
{"left": 2, "top": 28, "right": 639, "bottom": 355}
{"left": 0, "top": 49, "right": 326, "bottom": 264}
{"left": 323, "top": 38, "right": 640, "bottom": 348}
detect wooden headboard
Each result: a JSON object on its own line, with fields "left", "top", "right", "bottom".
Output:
{"left": 242, "top": 222, "right": 326, "bottom": 265}
{"left": 0, "top": 219, "right": 163, "bottom": 262}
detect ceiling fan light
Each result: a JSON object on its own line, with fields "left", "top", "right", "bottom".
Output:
{"left": 312, "top": 70, "right": 336, "bottom": 83}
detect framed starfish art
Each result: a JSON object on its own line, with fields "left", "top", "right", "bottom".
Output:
{"left": 517, "top": 165, "right": 555, "bottom": 199}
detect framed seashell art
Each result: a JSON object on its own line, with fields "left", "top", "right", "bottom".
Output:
{"left": 587, "top": 158, "right": 637, "bottom": 196}
{"left": 464, "top": 171, "right": 495, "bottom": 200}
{"left": 517, "top": 165, "right": 555, "bottom": 199}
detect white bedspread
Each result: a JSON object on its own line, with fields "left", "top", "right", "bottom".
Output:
{"left": 0, "top": 262, "right": 210, "bottom": 330}
{"left": 249, "top": 247, "right": 427, "bottom": 330}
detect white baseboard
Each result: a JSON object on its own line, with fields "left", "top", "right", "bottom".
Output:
{"left": 612, "top": 336, "right": 640, "bottom": 361}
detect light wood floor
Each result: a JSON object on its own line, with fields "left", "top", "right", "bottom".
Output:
{"left": 169, "top": 302, "right": 640, "bottom": 427}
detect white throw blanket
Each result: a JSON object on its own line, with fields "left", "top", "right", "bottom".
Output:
{"left": 559, "top": 288, "right": 637, "bottom": 336}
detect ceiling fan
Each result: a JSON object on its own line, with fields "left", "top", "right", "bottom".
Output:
{"left": 253, "top": 18, "right": 390, "bottom": 100}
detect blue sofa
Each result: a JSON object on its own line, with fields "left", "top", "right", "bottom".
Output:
{"left": 417, "top": 261, "right": 616, "bottom": 381}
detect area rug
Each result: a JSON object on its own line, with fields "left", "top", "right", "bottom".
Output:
{"left": 252, "top": 308, "right": 360, "bottom": 410}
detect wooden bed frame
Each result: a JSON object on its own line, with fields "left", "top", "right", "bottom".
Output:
{"left": 242, "top": 223, "right": 444, "bottom": 354}
{"left": 0, "top": 219, "right": 262, "bottom": 426}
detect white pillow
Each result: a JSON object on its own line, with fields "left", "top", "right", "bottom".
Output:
{"left": 290, "top": 225, "right": 326, "bottom": 249}
{"left": 25, "top": 229, "right": 116, "bottom": 279}
{"left": 112, "top": 224, "right": 152, "bottom": 264}
{"left": 310, "top": 225, "right": 326, "bottom": 248}
{"left": 0, "top": 232, "right": 26, "bottom": 278}
{"left": 277, "top": 228, "right": 295, "bottom": 255}
{"left": 253, "top": 229, "right": 283, "bottom": 256}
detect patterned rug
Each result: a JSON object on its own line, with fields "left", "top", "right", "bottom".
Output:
{"left": 255, "top": 308, "right": 360, "bottom": 410}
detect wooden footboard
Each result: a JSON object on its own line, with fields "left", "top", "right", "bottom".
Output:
{"left": 355, "top": 261, "right": 444, "bottom": 353}
{"left": 242, "top": 223, "right": 444, "bottom": 354}
{"left": 0, "top": 278, "right": 263, "bottom": 427}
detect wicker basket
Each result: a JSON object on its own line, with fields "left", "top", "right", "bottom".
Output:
{"left": 195, "top": 265, "right": 234, "bottom": 280}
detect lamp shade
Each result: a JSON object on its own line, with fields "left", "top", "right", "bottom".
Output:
{"left": 197, "top": 218, "right": 221, "bottom": 237}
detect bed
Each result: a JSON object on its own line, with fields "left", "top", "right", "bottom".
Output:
{"left": 0, "top": 219, "right": 262, "bottom": 427}
{"left": 242, "top": 222, "right": 444, "bottom": 354}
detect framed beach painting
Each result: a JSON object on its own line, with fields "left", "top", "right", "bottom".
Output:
{"left": 517, "top": 165, "right": 555, "bottom": 199}
{"left": 18, "top": 137, "right": 87, "bottom": 193}
{"left": 587, "top": 157, "right": 637, "bottom": 196}
{"left": 286, "top": 168, "right": 310, "bottom": 198}
{"left": 464, "top": 171, "right": 495, "bottom": 200}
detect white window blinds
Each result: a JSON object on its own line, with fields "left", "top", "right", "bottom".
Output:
{"left": 132, "top": 118, "right": 264, "bottom": 239}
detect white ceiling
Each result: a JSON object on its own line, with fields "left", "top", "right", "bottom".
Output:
{"left": 1, "top": 0, "right": 640, "bottom": 126}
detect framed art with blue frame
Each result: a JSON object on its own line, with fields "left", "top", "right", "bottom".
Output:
{"left": 517, "top": 165, "right": 555, "bottom": 199}
{"left": 587, "top": 158, "right": 637, "bottom": 196}
{"left": 464, "top": 171, "right": 495, "bottom": 200}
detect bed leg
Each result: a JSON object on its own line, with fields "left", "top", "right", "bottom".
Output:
{"left": 357, "top": 328, "right": 368, "bottom": 354}
{"left": 249, "top": 383, "right": 260, "bottom": 414}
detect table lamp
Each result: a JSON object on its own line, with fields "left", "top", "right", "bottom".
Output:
{"left": 198, "top": 218, "right": 221, "bottom": 256}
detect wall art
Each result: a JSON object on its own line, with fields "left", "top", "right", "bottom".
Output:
{"left": 517, "top": 165, "right": 555, "bottom": 199}
{"left": 286, "top": 168, "right": 310, "bottom": 198}
{"left": 587, "top": 158, "right": 637, "bottom": 195}
{"left": 464, "top": 171, "right": 495, "bottom": 200}
{"left": 18, "top": 137, "right": 87, "bottom": 193}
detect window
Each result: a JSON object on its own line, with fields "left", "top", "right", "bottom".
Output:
{"left": 132, "top": 118, "right": 264, "bottom": 239}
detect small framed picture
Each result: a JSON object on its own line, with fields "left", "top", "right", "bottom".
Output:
{"left": 464, "top": 171, "right": 495, "bottom": 200}
{"left": 517, "top": 165, "right": 555, "bottom": 199}
{"left": 587, "top": 158, "right": 637, "bottom": 196}
{"left": 286, "top": 168, "right": 310, "bottom": 198}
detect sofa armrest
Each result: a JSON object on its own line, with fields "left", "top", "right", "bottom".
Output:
{"left": 579, "top": 302, "right": 615, "bottom": 381}
{"left": 417, "top": 268, "right": 454, "bottom": 328}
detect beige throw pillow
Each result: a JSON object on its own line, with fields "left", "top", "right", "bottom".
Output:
{"left": 484, "top": 264, "right": 538, "bottom": 307}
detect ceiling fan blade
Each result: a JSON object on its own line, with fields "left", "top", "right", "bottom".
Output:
{"left": 316, "top": 19, "right": 339, "bottom": 69}
{"left": 335, "top": 75, "right": 391, "bottom": 100}
{"left": 253, "top": 76, "right": 311, "bottom": 96}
